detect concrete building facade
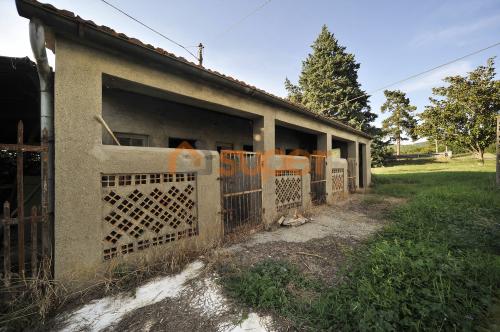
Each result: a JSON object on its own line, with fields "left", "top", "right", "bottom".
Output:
{"left": 16, "top": 0, "right": 372, "bottom": 281}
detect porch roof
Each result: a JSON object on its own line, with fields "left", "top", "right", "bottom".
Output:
{"left": 16, "top": 0, "right": 372, "bottom": 140}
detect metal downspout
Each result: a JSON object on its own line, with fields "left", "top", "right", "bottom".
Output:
{"left": 29, "top": 19, "right": 54, "bottom": 262}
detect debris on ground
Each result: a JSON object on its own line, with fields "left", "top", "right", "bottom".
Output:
{"left": 278, "top": 210, "right": 311, "bottom": 227}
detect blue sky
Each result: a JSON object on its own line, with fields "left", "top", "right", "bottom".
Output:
{"left": 1, "top": 0, "right": 499, "bottom": 140}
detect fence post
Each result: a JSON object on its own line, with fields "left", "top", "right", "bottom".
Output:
{"left": 17, "top": 121, "right": 25, "bottom": 277}
{"left": 3, "top": 202, "right": 11, "bottom": 286}
{"left": 31, "top": 206, "right": 38, "bottom": 277}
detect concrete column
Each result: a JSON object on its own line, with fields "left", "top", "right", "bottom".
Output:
{"left": 253, "top": 115, "right": 276, "bottom": 225}
{"left": 54, "top": 39, "right": 103, "bottom": 279}
{"left": 317, "top": 132, "right": 333, "bottom": 204}
{"left": 347, "top": 140, "right": 359, "bottom": 190}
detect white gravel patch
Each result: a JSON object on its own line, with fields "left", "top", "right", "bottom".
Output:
{"left": 57, "top": 260, "right": 204, "bottom": 332}
{"left": 225, "top": 313, "right": 272, "bottom": 332}
{"left": 189, "top": 275, "right": 272, "bottom": 331}
{"left": 190, "top": 277, "right": 228, "bottom": 315}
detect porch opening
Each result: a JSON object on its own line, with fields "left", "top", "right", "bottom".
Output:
{"left": 101, "top": 75, "right": 264, "bottom": 236}
{"left": 275, "top": 124, "right": 317, "bottom": 156}
{"left": 101, "top": 75, "right": 254, "bottom": 152}
{"left": 332, "top": 136, "right": 357, "bottom": 192}
{"left": 275, "top": 123, "right": 327, "bottom": 204}
{"left": 358, "top": 143, "right": 366, "bottom": 188}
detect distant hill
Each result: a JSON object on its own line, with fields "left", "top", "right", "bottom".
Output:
{"left": 389, "top": 141, "right": 492, "bottom": 155}
{"left": 390, "top": 141, "right": 436, "bottom": 155}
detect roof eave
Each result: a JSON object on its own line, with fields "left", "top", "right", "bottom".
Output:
{"left": 16, "top": 0, "right": 372, "bottom": 140}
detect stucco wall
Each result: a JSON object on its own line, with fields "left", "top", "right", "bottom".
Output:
{"left": 102, "top": 89, "right": 254, "bottom": 150}
{"left": 53, "top": 35, "right": 371, "bottom": 280}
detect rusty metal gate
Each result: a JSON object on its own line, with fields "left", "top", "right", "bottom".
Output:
{"left": 1, "top": 121, "right": 52, "bottom": 286}
{"left": 220, "top": 151, "right": 262, "bottom": 234}
{"left": 310, "top": 154, "right": 326, "bottom": 204}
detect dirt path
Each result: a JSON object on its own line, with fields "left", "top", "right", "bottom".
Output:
{"left": 55, "top": 193, "right": 396, "bottom": 332}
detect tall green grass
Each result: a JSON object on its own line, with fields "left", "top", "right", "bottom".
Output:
{"left": 221, "top": 159, "right": 500, "bottom": 331}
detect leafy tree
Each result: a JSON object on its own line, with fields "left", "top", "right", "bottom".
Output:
{"left": 370, "top": 128, "right": 392, "bottom": 167}
{"left": 419, "top": 57, "right": 500, "bottom": 163}
{"left": 380, "top": 90, "right": 418, "bottom": 155}
{"left": 285, "top": 25, "right": 376, "bottom": 132}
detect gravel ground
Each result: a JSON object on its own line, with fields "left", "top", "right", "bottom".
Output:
{"left": 52, "top": 193, "right": 399, "bottom": 332}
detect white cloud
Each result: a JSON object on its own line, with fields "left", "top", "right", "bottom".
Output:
{"left": 411, "top": 14, "right": 500, "bottom": 47}
{"left": 396, "top": 60, "right": 472, "bottom": 93}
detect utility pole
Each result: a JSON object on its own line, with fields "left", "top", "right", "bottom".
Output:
{"left": 198, "top": 43, "right": 204, "bottom": 66}
{"left": 435, "top": 139, "right": 438, "bottom": 153}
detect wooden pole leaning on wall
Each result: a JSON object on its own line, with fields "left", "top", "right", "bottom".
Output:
{"left": 95, "top": 115, "right": 121, "bottom": 146}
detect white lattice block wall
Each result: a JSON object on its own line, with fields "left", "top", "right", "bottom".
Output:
{"left": 101, "top": 172, "right": 198, "bottom": 260}
{"left": 275, "top": 169, "right": 302, "bottom": 212}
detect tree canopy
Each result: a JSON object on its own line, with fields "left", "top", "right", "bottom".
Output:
{"left": 380, "top": 90, "right": 418, "bottom": 156}
{"left": 418, "top": 57, "right": 500, "bottom": 163}
{"left": 285, "top": 25, "right": 376, "bottom": 133}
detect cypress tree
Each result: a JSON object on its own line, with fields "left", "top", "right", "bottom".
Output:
{"left": 285, "top": 25, "right": 376, "bottom": 132}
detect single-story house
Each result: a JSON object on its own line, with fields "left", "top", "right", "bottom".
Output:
{"left": 15, "top": 0, "right": 372, "bottom": 281}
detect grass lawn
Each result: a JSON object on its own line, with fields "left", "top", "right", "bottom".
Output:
{"left": 220, "top": 157, "right": 500, "bottom": 331}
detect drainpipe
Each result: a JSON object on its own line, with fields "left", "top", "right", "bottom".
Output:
{"left": 29, "top": 19, "right": 54, "bottom": 252}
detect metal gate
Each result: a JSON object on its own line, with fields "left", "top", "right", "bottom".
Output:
{"left": 310, "top": 155, "right": 326, "bottom": 204}
{"left": 347, "top": 158, "right": 357, "bottom": 193}
{"left": 1, "top": 121, "right": 52, "bottom": 286}
{"left": 220, "top": 151, "right": 262, "bottom": 234}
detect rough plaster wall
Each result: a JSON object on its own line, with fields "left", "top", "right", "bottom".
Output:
{"left": 275, "top": 126, "right": 317, "bottom": 154}
{"left": 54, "top": 39, "right": 222, "bottom": 281}
{"left": 53, "top": 36, "right": 371, "bottom": 280}
{"left": 102, "top": 89, "right": 253, "bottom": 150}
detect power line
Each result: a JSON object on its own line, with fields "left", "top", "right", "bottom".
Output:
{"left": 208, "top": 0, "right": 272, "bottom": 43}
{"left": 99, "top": 0, "right": 199, "bottom": 61}
{"left": 335, "top": 40, "right": 500, "bottom": 109}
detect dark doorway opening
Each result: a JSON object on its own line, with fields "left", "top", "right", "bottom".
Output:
{"left": 275, "top": 125, "right": 317, "bottom": 155}
{"left": 332, "top": 139, "right": 348, "bottom": 159}
{"left": 358, "top": 143, "right": 365, "bottom": 188}
{"left": 168, "top": 137, "right": 197, "bottom": 149}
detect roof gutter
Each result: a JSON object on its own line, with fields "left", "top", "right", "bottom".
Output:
{"left": 16, "top": 0, "right": 371, "bottom": 140}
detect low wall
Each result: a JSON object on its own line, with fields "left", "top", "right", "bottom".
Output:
{"left": 55, "top": 149, "right": 353, "bottom": 281}
{"left": 55, "top": 146, "right": 221, "bottom": 280}
{"left": 274, "top": 155, "right": 311, "bottom": 214}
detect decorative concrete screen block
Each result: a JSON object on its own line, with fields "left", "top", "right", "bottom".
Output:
{"left": 275, "top": 169, "right": 302, "bottom": 212}
{"left": 101, "top": 172, "right": 198, "bottom": 260}
{"left": 332, "top": 168, "right": 345, "bottom": 193}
